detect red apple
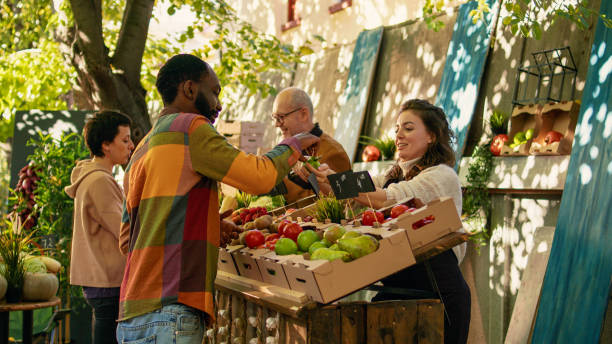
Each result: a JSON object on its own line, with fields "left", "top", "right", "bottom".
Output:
{"left": 362, "top": 145, "right": 381, "bottom": 162}
{"left": 282, "top": 223, "right": 303, "bottom": 242}
{"left": 544, "top": 130, "right": 563, "bottom": 144}
{"left": 490, "top": 134, "right": 509, "bottom": 156}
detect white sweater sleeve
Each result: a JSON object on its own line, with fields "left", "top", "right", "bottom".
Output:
{"left": 382, "top": 164, "right": 466, "bottom": 263}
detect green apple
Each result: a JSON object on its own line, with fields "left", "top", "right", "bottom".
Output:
{"left": 297, "top": 230, "right": 319, "bottom": 252}
{"left": 275, "top": 238, "right": 298, "bottom": 255}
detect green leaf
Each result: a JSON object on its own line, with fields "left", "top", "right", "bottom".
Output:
{"left": 532, "top": 22, "right": 542, "bottom": 40}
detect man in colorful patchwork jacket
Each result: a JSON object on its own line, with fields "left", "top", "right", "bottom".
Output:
{"left": 116, "top": 54, "right": 318, "bottom": 343}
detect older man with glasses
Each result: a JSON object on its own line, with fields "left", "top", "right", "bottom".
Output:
{"left": 271, "top": 87, "right": 351, "bottom": 203}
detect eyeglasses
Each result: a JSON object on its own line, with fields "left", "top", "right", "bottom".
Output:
{"left": 271, "top": 107, "right": 302, "bottom": 123}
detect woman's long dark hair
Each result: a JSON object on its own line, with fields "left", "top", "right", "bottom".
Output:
{"left": 383, "top": 99, "right": 455, "bottom": 186}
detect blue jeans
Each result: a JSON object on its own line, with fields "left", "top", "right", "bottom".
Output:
{"left": 116, "top": 303, "right": 205, "bottom": 344}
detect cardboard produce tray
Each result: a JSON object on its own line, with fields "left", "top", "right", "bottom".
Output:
{"left": 281, "top": 228, "right": 415, "bottom": 303}
{"left": 501, "top": 103, "right": 540, "bottom": 156}
{"left": 382, "top": 196, "right": 463, "bottom": 249}
{"left": 529, "top": 100, "right": 579, "bottom": 155}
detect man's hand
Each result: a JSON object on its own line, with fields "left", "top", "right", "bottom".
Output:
{"left": 306, "top": 163, "right": 335, "bottom": 195}
{"left": 291, "top": 133, "right": 319, "bottom": 161}
{"left": 220, "top": 210, "right": 239, "bottom": 246}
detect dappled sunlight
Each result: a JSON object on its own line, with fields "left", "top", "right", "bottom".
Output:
{"left": 485, "top": 196, "right": 560, "bottom": 299}
{"left": 16, "top": 110, "right": 80, "bottom": 139}
{"left": 293, "top": 43, "right": 354, "bottom": 136}
{"left": 362, "top": 12, "right": 457, "bottom": 141}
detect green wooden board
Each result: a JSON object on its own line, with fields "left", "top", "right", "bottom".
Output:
{"left": 531, "top": 1, "right": 612, "bottom": 342}
{"left": 334, "top": 27, "right": 384, "bottom": 163}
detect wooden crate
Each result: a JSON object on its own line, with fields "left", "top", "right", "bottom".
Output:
{"left": 207, "top": 281, "right": 443, "bottom": 344}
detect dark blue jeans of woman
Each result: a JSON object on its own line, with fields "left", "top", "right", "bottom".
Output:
{"left": 372, "top": 250, "right": 471, "bottom": 344}
{"left": 85, "top": 296, "right": 120, "bottom": 344}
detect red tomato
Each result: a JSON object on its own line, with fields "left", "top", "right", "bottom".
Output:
{"left": 390, "top": 204, "right": 410, "bottom": 218}
{"left": 362, "top": 145, "right": 381, "bottom": 162}
{"left": 265, "top": 233, "right": 281, "bottom": 242}
{"left": 490, "top": 134, "right": 509, "bottom": 156}
{"left": 362, "top": 210, "right": 384, "bottom": 225}
{"left": 244, "top": 230, "right": 265, "bottom": 249}
{"left": 277, "top": 220, "right": 291, "bottom": 236}
{"left": 264, "top": 239, "right": 278, "bottom": 250}
{"left": 375, "top": 211, "right": 384, "bottom": 223}
{"left": 282, "top": 223, "right": 303, "bottom": 242}
{"left": 361, "top": 211, "right": 376, "bottom": 226}
{"left": 544, "top": 130, "right": 563, "bottom": 144}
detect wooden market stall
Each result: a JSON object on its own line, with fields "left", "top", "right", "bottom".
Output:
{"left": 209, "top": 231, "right": 468, "bottom": 344}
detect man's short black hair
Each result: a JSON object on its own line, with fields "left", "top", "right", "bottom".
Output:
{"left": 156, "top": 54, "right": 210, "bottom": 105}
{"left": 83, "top": 110, "right": 132, "bottom": 157}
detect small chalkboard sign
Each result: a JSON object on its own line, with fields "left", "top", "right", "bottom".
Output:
{"left": 307, "top": 173, "right": 320, "bottom": 197}
{"left": 38, "top": 234, "right": 58, "bottom": 249}
{"left": 327, "top": 170, "right": 359, "bottom": 199}
{"left": 354, "top": 171, "right": 376, "bottom": 193}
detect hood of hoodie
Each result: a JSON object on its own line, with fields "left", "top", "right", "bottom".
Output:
{"left": 64, "top": 159, "right": 112, "bottom": 198}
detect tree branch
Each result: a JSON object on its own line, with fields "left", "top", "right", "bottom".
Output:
{"left": 113, "top": 0, "right": 155, "bottom": 88}
{"left": 69, "top": 0, "right": 106, "bottom": 66}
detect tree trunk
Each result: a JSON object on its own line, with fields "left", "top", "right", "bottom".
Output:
{"left": 59, "top": 0, "right": 156, "bottom": 145}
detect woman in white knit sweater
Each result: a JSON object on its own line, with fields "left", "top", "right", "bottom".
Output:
{"left": 314, "top": 99, "right": 470, "bottom": 344}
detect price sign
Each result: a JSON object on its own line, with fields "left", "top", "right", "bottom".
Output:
{"left": 327, "top": 170, "right": 359, "bottom": 199}
{"left": 39, "top": 234, "right": 58, "bottom": 249}
{"left": 354, "top": 171, "right": 376, "bottom": 193}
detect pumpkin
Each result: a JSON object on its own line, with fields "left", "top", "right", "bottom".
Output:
{"left": 0, "top": 274, "right": 7, "bottom": 300}
{"left": 22, "top": 272, "right": 58, "bottom": 301}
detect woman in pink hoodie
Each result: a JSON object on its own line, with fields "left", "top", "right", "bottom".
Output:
{"left": 65, "top": 110, "right": 134, "bottom": 344}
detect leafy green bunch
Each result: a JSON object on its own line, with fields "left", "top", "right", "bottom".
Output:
{"left": 0, "top": 214, "right": 37, "bottom": 290}
{"left": 490, "top": 109, "right": 509, "bottom": 135}
{"left": 359, "top": 136, "right": 396, "bottom": 160}
{"left": 311, "top": 195, "right": 346, "bottom": 224}
{"left": 8, "top": 132, "right": 89, "bottom": 297}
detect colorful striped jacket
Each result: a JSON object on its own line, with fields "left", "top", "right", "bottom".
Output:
{"left": 118, "top": 113, "right": 300, "bottom": 321}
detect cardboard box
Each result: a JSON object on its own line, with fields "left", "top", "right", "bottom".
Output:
{"left": 224, "top": 133, "right": 263, "bottom": 154}
{"left": 501, "top": 104, "right": 540, "bottom": 156}
{"left": 281, "top": 229, "right": 415, "bottom": 303}
{"left": 256, "top": 252, "right": 299, "bottom": 289}
{"left": 217, "top": 245, "right": 243, "bottom": 275}
{"left": 384, "top": 197, "right": 463, "bottom": 249}
{"left": 216, "top": 120, "right": 265, "bottom": 136}
{"left": 529, "top": 101, "right": 579, "bottom": 155}
{"left": 232, "top": 248, "right": 269, "bottom": 281}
